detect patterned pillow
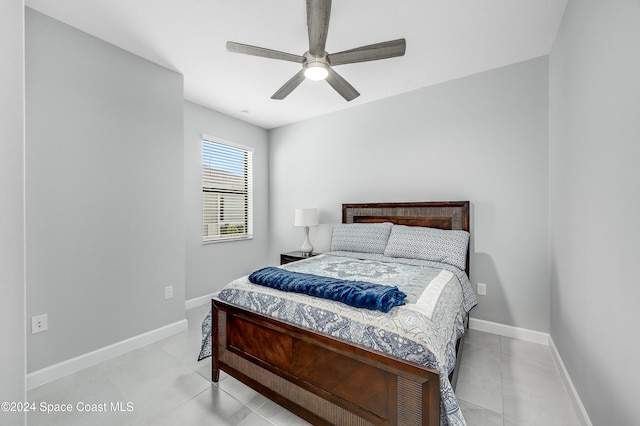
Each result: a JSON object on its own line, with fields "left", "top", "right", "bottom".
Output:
{"left": 330, "top": 222, "right": 394, "bottom": 254}
{"left": 383, "top": 225, "right": 469, "bottom": 270}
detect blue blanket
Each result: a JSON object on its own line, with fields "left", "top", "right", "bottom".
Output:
{"left": 248, "top": 267, "right": 406, "bottom": 313}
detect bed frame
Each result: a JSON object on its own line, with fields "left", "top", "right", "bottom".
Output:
{"left": 212, "top": 201, "right": 470, "bottom": 426}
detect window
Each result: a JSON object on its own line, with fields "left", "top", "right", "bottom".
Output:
{"left": 202, "top": 135, "right": 253, "bottom": 243}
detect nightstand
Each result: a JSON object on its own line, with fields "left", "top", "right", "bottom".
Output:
{"left": 280, "top": 251, "right": 320, "bottom": 265}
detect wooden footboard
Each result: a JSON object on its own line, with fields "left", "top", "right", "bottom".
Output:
{"left": 213, "top": 300, "right": 441, "bottom": 426}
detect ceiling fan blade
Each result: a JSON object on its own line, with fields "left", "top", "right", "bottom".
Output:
{"left": 325, "top": 67, "right": 360, "bottom": 101}
{"left": 271, "top": 70, "right": 306, "bottom": 100}
{"left": 226, "top": 41, "right": 304, "bottom": 63}
{"left": 328, "top": 39, "right": 406, "bottom": 66}
{"left": 307, "top": 0, "right": 331, "bottom": 55}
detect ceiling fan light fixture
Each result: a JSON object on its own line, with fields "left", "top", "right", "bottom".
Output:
{"left": 304, "top": 64, "right": 329, "bottom": 80}
{"left": 304, "top": 53, "right": 329, "bottom": 80}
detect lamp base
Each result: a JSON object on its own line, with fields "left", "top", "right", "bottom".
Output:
{"left": 300, "top": 226, "right": 313, "bottom": 256}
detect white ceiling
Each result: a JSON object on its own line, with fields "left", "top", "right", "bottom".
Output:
{"left": 25, "top": 0, "right": 567, "bottom": 129}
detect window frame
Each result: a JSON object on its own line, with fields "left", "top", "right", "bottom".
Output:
{"left": 201, "top": 134, "right": 254, "bottom": 244}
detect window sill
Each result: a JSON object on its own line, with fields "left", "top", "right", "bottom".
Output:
{"left": 202, "top": 235, "right": 253, "bottom": 245}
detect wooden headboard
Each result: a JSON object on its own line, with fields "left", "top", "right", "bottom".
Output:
{"left": 342, "top": 201, "right": 470, "bottom": 275}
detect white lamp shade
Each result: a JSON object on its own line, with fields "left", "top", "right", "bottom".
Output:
{"left": 294, "top": 208, "right": 319, "bottom": 227}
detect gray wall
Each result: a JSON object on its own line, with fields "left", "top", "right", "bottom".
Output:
{"left": 26, "top": 9, "right": 185, "bottom": 372}
{"left": 184, "top": 101, "right": 270, "bottom": 300}
{"left": 269, "top": 56, "right": 550, "bottom": 332}
{"left": 549, "top": 0, "right": 640, "bottom": 424}
{"left": 0, "top": 2, "right": 26, "bottom": 425}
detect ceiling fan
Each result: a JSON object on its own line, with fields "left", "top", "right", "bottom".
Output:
{"left": 226, "top": 0, "right": 406, "bottom": 101}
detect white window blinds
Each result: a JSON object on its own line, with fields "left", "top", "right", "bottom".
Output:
{"left": 202, "top": 136, "right": 253, "bottom": 242}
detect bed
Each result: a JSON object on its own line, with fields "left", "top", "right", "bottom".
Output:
{"left": 199, "top": 201, "right": 476, "bottom": 425}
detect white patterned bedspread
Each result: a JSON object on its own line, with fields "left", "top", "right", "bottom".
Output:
{"left": 204, "top": 252, "right": 477, "bottom": 426}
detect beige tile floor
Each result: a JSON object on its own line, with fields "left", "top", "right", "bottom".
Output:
{"left": 27, "top": 303, "right": 584, "bottom": 425}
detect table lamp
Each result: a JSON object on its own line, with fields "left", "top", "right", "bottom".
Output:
{"left": 294, "top": 208, "right": 319, "bottom": 256}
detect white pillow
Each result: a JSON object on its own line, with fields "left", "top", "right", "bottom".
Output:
{"left": 330, "top": 222, "right": 393, "bottom": 254}
{"left": 383, "top": 225, "right": 469, "bottom": 270}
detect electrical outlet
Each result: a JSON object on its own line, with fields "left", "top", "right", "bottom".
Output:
{"left": 477, "top": 282, "right": 487, "bottom": 296}
{"left": 164, "top": 286, "right": 174, "bottom": 300}
{"left": 31, "top": 314, "right": 48, "bottom": 334}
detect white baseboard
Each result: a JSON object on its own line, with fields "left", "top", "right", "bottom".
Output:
{"left": 469, "top": 317, "right": 550, "bottom": 345}
{"left": 27, "top": 319, "right": 188, "bottom": 390}
{"left": 549, "top": 337, "right": 592, "bottom": 426}
{"left": 185, "top": 293, "right": 216, "bottom": 310}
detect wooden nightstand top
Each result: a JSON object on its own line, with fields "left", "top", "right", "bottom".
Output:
{"left": 280, "top": 251, "right": 320, "bottom": 265}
